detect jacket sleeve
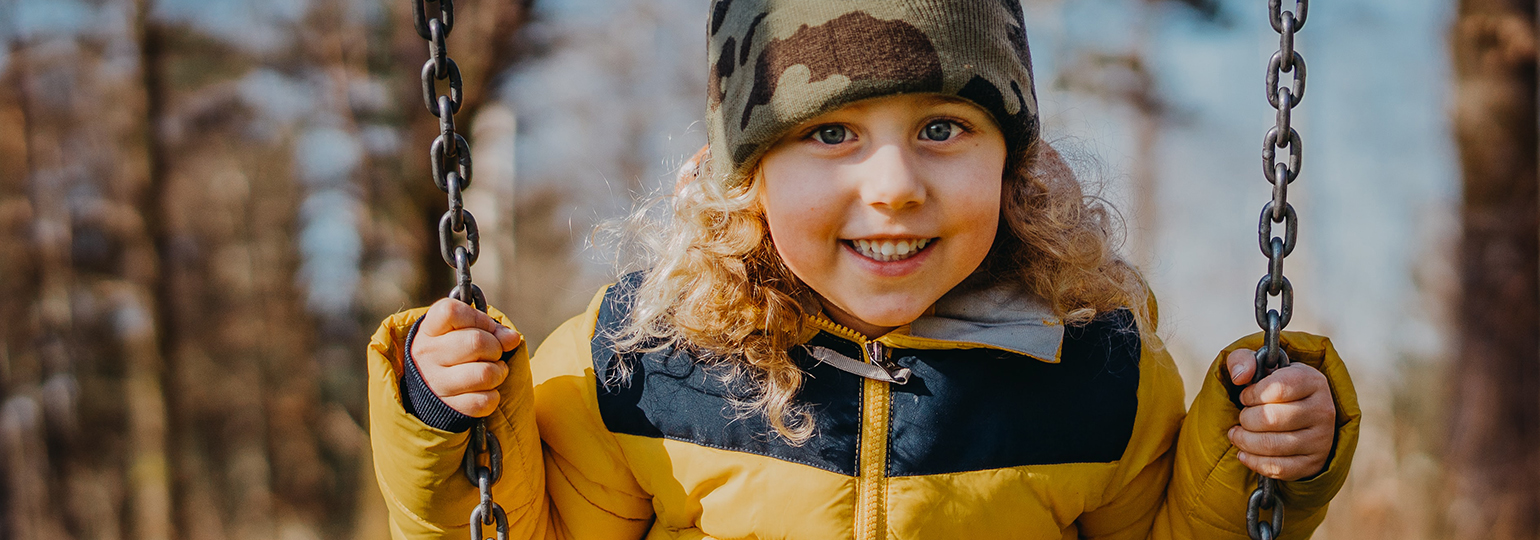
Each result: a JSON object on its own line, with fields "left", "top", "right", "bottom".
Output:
{"left": 1151, "top": 330, "right": 1361, "bottom": 540}
{"left": 367, "top": 286, "right": 654, "bottom": 540}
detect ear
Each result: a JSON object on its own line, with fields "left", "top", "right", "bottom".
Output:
{"left": 1028, "top": 140, "right": 1074, "bottom": 183}
{"left": 676, "top": 144, "right": 710, "bottom": 195}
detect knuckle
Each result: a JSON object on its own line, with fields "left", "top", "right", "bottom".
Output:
{"left": 1239, "top": 387, "right": 1259, "bottom": 407}
{"left": 416, "top": 346, "right": 452, "bottom": 370}
{"left": 1269, "top": 433, "right": 1297, "bottom": 455}
{"left": 1256, "top": 404, "right": 1280, "bottom": 425}
{"left": 474, "top": 331, "right": 499, "bottom": 354}
{"left": 452, "top": 392, "right": 499, "bottom": 417}
{"left": 1251, "top": 434, "right": 1277, "bottom": 455}
{"left": 452, "top": 301, "right": 478, "bottom": 322}
{"left": 417, "top": 364, "right": 445, "bottom": 390}
{"left": 457, "top": 364, "right": 487, "bottom": 390}
{"left": 430, "top": 298, "right": 461, "bottom": 322}
{"left": 1239, "top": 410, "right": 1263, "bottom": 431}
{"left": 452, "top": 331, "right": 485, "bottom": 358}
{"left": 1310, "top": 426, "right": 1335, "bottom": 449}
{"left": 471, "top": 363, "right": 494, "bottom": 388}
{"left": 476, "top": 362, "right": 507, "bottom": 389}
{"left": 1258, "top": 406, "right": 1285, "bottom": 427}
{"left": 474, "top": 391, "right": 502, "bottom": 415}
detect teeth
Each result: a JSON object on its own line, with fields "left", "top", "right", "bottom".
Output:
{"left": 850, "top": 238, "right": 933, "bottom": 262}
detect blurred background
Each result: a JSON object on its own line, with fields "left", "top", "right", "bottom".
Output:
{"left": 0, "top": 0, "right": 1534, "bottom": 538}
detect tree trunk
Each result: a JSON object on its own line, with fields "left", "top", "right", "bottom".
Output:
{"left": 1446, "top": 0, "right": 1540, "bottom": 538}
{"left": 0, "top": 0, "right": 535, "bottom": 536}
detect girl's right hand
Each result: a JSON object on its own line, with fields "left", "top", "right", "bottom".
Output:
{"left": 410, "top": 298, "right": 524, "bottom": 417}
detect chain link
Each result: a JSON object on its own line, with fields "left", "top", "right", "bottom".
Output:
{"left": 413, "top": 1, "right": 505, "bottom": 538}
{"left": 1248, "top": 1, "right": 1306, "bottom": 538}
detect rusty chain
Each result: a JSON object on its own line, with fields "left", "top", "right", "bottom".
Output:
{"left": 412, "top": 0, "right": 505, "bottom": 538}
{"left": 1246, "top": 1, "right": 1307, "bottom": 539}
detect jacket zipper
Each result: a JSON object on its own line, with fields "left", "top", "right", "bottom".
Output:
{"left": 812, "top": 317, "right": 890, "bottom": 540}
{"left": 857, "top": 340, "right": 890, "bottom": 540}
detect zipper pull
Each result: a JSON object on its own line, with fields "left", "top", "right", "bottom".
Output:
{"left": 864, "top": 342, "right": 911, "bottom": 385}
{"left": 864, "top": 342, "right": 884, "bottom": 364}
{"left": 806, "top": 344, "right": 911, "bottom": 385}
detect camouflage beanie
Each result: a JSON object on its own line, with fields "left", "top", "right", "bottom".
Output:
{"left": 705, "top": 0, "right": 1040, "bottom": 186}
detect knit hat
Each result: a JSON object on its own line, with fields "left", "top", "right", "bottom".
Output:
{"left": 705, "top": 0, "right": 1041, "bottom": 186}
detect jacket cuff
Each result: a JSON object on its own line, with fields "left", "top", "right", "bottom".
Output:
{"left": 1211, "top": 331, "right": 1362, "bottom": 511}
{"left": 1276, "top": 334, "right": 1361, "bottom": 509}
{"left": 401, "top": 315, "right": 478, "bottom": 433}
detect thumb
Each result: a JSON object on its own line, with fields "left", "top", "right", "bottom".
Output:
{"left": 1227, "top": 349, "right": 1258, "bottom": 386}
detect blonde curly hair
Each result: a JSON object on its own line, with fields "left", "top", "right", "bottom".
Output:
{"left": 610, "top": 139, "right": 1151, "bottom": 444}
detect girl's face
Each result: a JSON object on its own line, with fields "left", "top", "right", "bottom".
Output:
{"left": 759, "top": 94, "right": 1007, "bottom": 338}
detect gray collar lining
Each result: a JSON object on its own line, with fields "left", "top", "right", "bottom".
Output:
{"left": 906, "top": 281, "right": 1064, "bottom": 362}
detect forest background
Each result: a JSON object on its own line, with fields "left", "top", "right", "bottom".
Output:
{"left": 0, "top": 0, "right": 1536, "bottom": 539}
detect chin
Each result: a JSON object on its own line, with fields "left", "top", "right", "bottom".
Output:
{"left": 850, "top": 306, "right": 928, "bottom": 328}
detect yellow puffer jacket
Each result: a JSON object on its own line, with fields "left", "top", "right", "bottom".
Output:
{"left": 367, "top": 276, "right": 1360, "bottom": 540}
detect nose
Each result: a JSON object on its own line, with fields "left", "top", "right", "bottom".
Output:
{"left": 856, "top": 143, "right": 926, "bottom": 211}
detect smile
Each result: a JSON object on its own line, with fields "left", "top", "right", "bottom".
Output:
{"left": 845, "top": 238, "right": 936, "bottom": 262}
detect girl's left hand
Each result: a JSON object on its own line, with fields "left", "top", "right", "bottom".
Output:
{"left": 1226, "top": 349, "right": 1337, "bottom": 481}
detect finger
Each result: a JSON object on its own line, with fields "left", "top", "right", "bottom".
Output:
{"left": 447, "top": 328, "right": 508, "bottom": 365}
{"left": 1238, "top": 399, "right": 1335, "bottom": 433}
{"left": 1228, "top": 425, "right": 1332, "bottom": 458}
{"left": 415, "top": 327, "right": 504, "bottom": 368}
{"left": 420, "top": 297, "right": 487, "bottom": 337}
{"left": 447, "top": 306, "right": 519, "bottom": 352}
{"left": 442, "top": 390, "right": 502, "bottom": 418}
{"left": 494, "top": 324, "right": 523, "bottom": 353}
{"left": 1239, "top": 363, "right": 1328, "bottom": 406}
{"left": 431, "top": 360, "right": 511, "bottom": 397}
{"left": 1236, "top": 449, "right": 1328, "bottom": 482}
{"left": 1227, "top": 349, "right": 1257, "bottom": 386}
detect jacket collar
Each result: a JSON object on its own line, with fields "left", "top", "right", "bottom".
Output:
{"left": 804, "top": 281, "right": 1064, "bottom": 364}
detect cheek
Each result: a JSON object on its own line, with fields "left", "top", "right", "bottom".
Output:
{"left": 954, "top": 194, "right": 1001, "bottom": 271}
{"left": 760, "top": 170, "right": 845, "bottom": 277}
{"left": 945, "top": 167, "right": 1005, "bottom": 252}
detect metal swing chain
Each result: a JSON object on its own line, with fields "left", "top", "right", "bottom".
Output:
{"left": 1246, "top": 1, "right": 1306, "bottom": 539}
{"left": 412, "top": 1, "right": 507, "bottom": 539}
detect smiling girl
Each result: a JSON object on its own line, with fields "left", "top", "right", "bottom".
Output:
{"left": 367, "top": 2, "right": 1360, "bottom": 539}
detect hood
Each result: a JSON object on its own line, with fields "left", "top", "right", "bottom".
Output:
{"left": 904, "top": 281, "right": 1064, "bottom": 363}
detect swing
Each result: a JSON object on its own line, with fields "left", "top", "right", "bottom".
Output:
{"left": 404, "top": 1, "right": 1311, "bottom": 539}
{"left": 1247, "top": 1, "right": 1308, "bottom": 539}
{"left": 411, "top": 0, "right": 507, "bottom": 538}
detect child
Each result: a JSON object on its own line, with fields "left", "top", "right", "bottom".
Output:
{"left": 367, "top": 1, "right": 1359, "bottom": 539}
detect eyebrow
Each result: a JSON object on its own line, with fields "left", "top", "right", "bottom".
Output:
{"left": 915, "top": 94, "right": 973, "bottom": 107}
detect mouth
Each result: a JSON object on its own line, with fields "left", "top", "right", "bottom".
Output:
{"left": 843, "top": 238, "right": 937, "bottom": 262}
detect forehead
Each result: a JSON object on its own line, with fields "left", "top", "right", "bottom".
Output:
{"left": 808, "top": 93, "right": 992, "bottom": 119}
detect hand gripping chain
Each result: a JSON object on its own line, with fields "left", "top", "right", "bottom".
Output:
{"left": 1248, "top": 1, "right": 1307, "bottom": 539}
{"left": 412, "top": 0, "right": 504, "bottom": 538}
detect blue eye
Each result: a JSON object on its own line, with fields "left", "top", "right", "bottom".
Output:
{"left": 921, "top": 121, "right": 956, "bottom": 142}
{"left": 813, "top": 125, "right": 848, "bottom": 145}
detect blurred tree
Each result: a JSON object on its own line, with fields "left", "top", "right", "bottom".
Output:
{"left": 0, "top": 0, "right": 534, "bottom": 537}
{"left": 1445, "top": 0, "right": 1540, "bottom": 538}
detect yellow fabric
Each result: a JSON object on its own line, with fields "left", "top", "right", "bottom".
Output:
{"left": 367, "top": 287, "right": 1360, "bottom": 539}
{"left": 1153, "top": 331, "right": 1361, "bottom": 540}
